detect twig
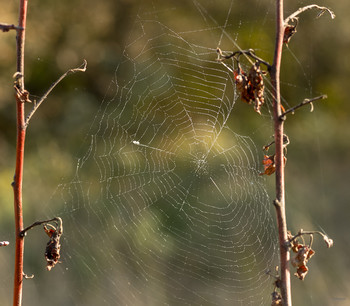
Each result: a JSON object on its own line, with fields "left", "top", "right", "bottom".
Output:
{"left": 217, "top": 48, "right": 271, "bottom": 70}
{"left": 288, "top": 229, "right": 334, "bottom": 248}
{"left": 20, "top": 217, "right": 62, "bottom": 237}
{"left": 263, "top": 134, "right": 290, "bottom": 151}
{"left": 0, "top": 23, "right": 23, "bottom": 32}
{"left": 280, "top": 94, "right": 327, "bottom": 119}
{"left": 25, "top": 60, "right": 87, "bottom": 127}
{"left": 284, "top": 5, "right": 335, "bottom": 25}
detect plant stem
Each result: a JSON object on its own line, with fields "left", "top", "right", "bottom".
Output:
{"left": 12, "top": 1, "right": 28, "bottom": 305}
{"left": 271, "top": 0, "right": 292, "bottom": 305}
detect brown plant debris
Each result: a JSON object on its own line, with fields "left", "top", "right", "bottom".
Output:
{"left": 234, "top": 62, "right": 266, "bottom": 114}
{"left": 44, "top": 218, "right": 63, "bottom": 271}
{"left": 260, "top": 154, "right": 287, "bottom": 176}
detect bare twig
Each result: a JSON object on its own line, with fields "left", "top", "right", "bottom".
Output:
{"left": 25, "top": 60, "right": 87, "bottom": 127}
{"left": 20, "top": 217, "right": 62, "bottom": 237}
{"left": 217, "top": 47, "right": 271, "bottom": 70}
{"left": 285, "top": 5, "right": 335, "bottom": 25}
{"left": 280, "top": 94, "right": 327, "bottom": 119}
{"left": 288, "top": 229, "right": 334, "bottom": 248}
{"left": 263, "top": 134, "right": 290, "bottom": 151}
{"left": 0, "top": 23, "right": 23, "bottom": 32}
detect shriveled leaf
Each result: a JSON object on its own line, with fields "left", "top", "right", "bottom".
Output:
{"left": 295, "top": 264, "right": 309, "bottom": 280}
{"left": 283, "top": 25, "right": 297, "bottom": 44}
{"left": 260, "top": 155, "right": 276, "bottom": 176}
{"left": 233, "top": 62, "right": 266, "bottom": 114}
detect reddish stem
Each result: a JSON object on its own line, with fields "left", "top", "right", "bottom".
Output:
{"left": 13, "top": 97, "right": 26, "bottom": 306}
{"left": 271, "top": 0, "right": 292, "bottom": 305}
{"left": 12, "top": 1, "right": 28, "bottom": 305}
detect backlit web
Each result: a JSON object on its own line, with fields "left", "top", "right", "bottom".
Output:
{"left": 48, "top": 2, "right": 278, "bottom": 305}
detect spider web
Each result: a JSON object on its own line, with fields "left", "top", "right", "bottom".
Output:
{"left": 46, "top": 2, "right": 278, "bottom": 305}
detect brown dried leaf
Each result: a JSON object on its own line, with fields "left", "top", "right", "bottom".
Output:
{"left": 234, "top": 62, "right": 266, "bottom": 114}
{"left": 248, "top": 62, "right": 265, "bottom": 114}
{"left": 291, "top": 245, "right": 315, "bottom": 280}
{"left": 295, "top": 264, "right": 309, "bottom": 280}
{"left": 43, "top": 223, "right": 62, "bottom": 271}
{"left": 45, "top": 238, "right": 61, "bottom": 271}
{"left": 283, "top": 25, "right": 297, "bottom": 44}
{"left": 260, "top": 155, "right": 276, "bottom": 176}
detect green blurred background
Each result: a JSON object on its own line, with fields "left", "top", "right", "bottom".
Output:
{"left": 0, "top": 0, "right": 349, "bottom": 305}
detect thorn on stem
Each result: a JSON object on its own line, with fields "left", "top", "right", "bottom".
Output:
{"left": 23, "top": 272, "right": 34, "bottom": 279}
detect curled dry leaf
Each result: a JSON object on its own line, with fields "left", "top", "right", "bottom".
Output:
{"left": 290, "top": 241, "right": 315, "bottom": 280}
{"left": 234, "top": 70, "right": 251, "bottom": 103}
{"left": 283, "top": 23, "right": 297, "bottom": 44}
{"left": 260, "top": 155, "right": 276, "bottom": 176}
{"left": 43, "top": 219, "right": 63, "bottom": 271}
{"left": 260, "top": 155, "right": 287, "bottom": 176}
{"left": 234, "top": 61, "right": 266, "bottom": 114}
{"left": 248, "top": 62, "right": 265, "bottom": 114}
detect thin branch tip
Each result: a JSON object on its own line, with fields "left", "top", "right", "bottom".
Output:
{"left": 288, "top": 229, "right": 334, "bottom": 249}
{"left": 216, "top": 47, "right": 271, "bottom": 69}
{"left": 20, "top": 217, "right": 62, "bottom": 237}
{"left": 25, "top": 60, "right": 87, "bottom": 126}
{"left": 280, "top": 94, "right": 327, "bottom": 119}
{"left": 0, "top": 23, "right": 24, "bottom": 32}
{"left": 285, "top": 5, "right": 335, "bottom": 25}
{"left": 74, "top": 59, "right": 88, "bottom": 72}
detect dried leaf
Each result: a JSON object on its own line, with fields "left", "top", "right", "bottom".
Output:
{"left": 260, "top": 153, "right": 287, "bottom": 176}
{"left": 234, "top": 62, "right": 266, "bottom": 114}
{"left": 248, "top": 62, "right": 265, "bottom": 114}
{"left": 43, "top": 220, "right": 63, "bottom": 271}
{"left": 295, "top": 264, "right": 309, "bottom": 280}
{"left": 291, "top": 245, "right": 315, "bottom": 280}
{"left": 260, "top": 155, "right": 276, "bottom": 176}
{"left": 45, "top": 238, "right": 61, "bottom": 271}
{"left": 283, "top": 25, "right": 297, "bottom": 44}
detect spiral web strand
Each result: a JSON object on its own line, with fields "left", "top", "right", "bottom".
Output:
{"left": 51, "top": 6, "right": 278, "bottom": 306}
